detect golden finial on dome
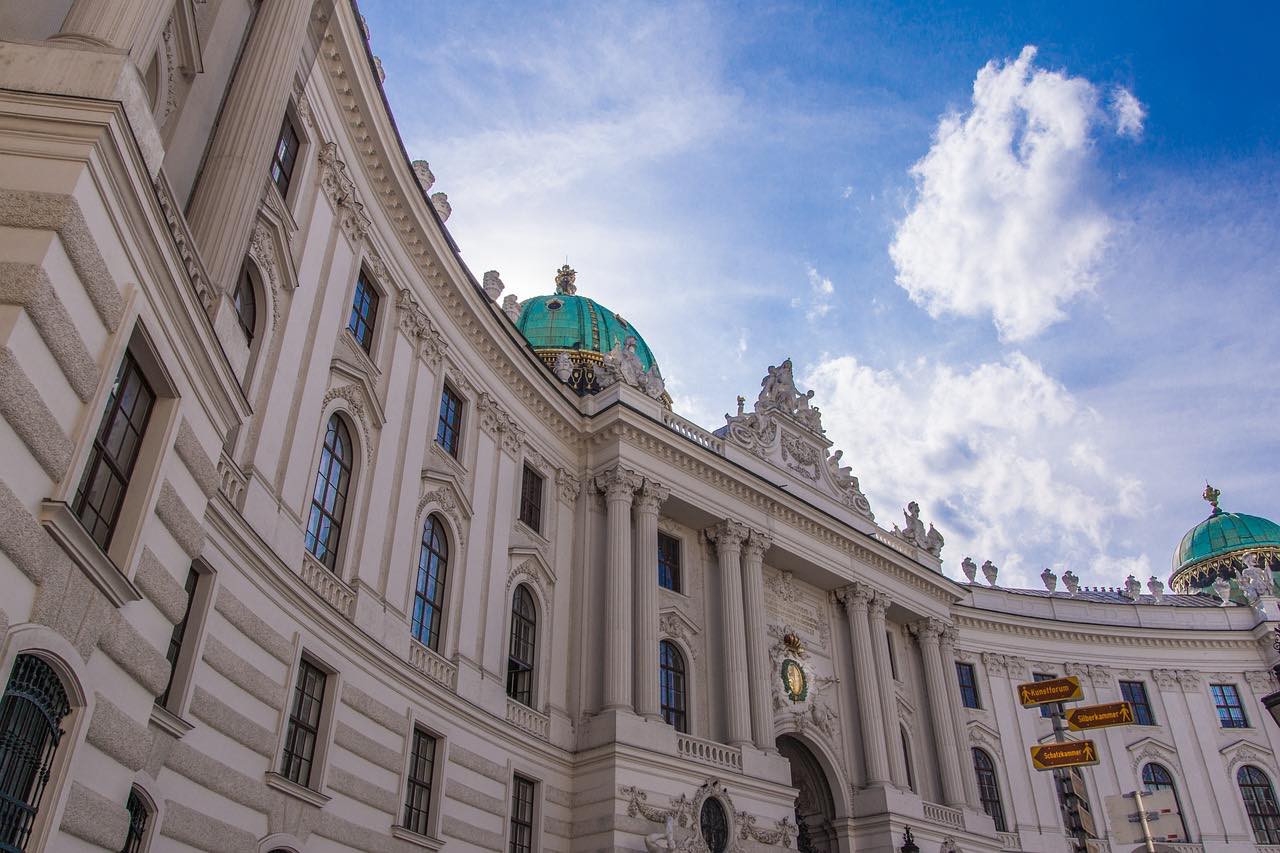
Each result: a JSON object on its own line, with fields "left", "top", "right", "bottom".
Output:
{"left": 554, "top": 265, "right": 577, "bottom": 296}
{"left": 1203, "top": 483, "right": 1221, "bottom": 514}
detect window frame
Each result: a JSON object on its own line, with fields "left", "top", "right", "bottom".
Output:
{"left": 508, "top": 773, "right": 539, "bottom": 853}
{"left": 1033, "top": 672, "right": 1061, "bottom": 718}
{"left": 1212, "top": 683, "right": 1249, "bottom": 728}
{"left": 972, "top": 747, "right": 1007, "bottom": 832}
{"left": 400, "top": 725, "right": 441, "bottom": 839}
{"left": 304, "top": 413, "right": 356, "bottom": 574}
{"left": 435, "top": 383, "right": 465, "bottom": 460}
{"left": 659, "top": 639, "right": 689, "bottom": 733}
{"left": 886, "top": 630, "right": 899, "bottom": 681}
{"left": 1120, "top": 680, "right": 1156, "bottom": 726}
{"left": 506, "top": 584, "right": 538, "bottom": 707}
{"left": 278, "top": 654, "right": 337, "bottom": 792}
{"left": 517, "top": 463, "right": 545, "bottom": 534}
{"left": 233, "top": 262, "right": 260, "bottom": 345}
{"left": 270, "top": 114, "right": 302, "bottom": 201}
{"left": 956, "top": 661, "right": 981, "bottom": 709}
{"left": 1239, "top": 764, "right": 1280, "bottom": 844}
{"left": 900, "top": 726, "right": 915, "bottom": 793}
{"left": 411, "top": 514, "right": 450, "bottom": 653}
{"left": 155, "top": 560, "right": 216, "bottom": 719}
{"left": 120, "top": 785, "right": 156, "bottom": 853}
{"left": 657, "top": 531, "right": 682, "bottom": 593}
{"left": 346, "top": 268, "right": 381, "bottom": 355}
{"left": 1141, "top": 762, "right": 1188, "bottom": 840}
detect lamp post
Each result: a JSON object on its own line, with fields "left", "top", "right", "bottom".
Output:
{"left": 900, "top": 826, "right": 919, "bottom": 853}
{"left": 1262, "top": 625, "right": 1280, "bottom": 728}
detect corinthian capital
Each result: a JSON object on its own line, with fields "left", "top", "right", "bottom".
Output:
{"left": 742, "top": 529, "right": 774, "bottom": 563}
{"left": 907, "top": 617, "right": 946, "bottom": 644}
{"left": 835, "top": 581, "right": 875, "bottom": 613}
{"left": 633, "top": 478, "right": 670, "bottom": 514}
{"left": 705, "top": 519, "right": 750, "bottom": 553}
{"left": 869, "top": 592, "right": 891, "bottom": 619}
{"left": 594, "top": 464, "right": 640, "bottom": 502}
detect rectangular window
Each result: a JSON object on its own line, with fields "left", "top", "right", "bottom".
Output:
{"left": 518, "top": 465, "right": 543, "bottom": 532}
{"left": 509, "top": 775, "right": 536, "bottom": 853}
{"left": 436, "top": 385, "right": 463, "bottom": 458}
{"left": 271, "top": 117, "right": 300, "bottom": 198}
{"left": 281, "top": 658, "right": 327, "bottom": 787}
{"left": 1034, "top": 672, "right": 1059, "bottom": 718}
{"left": 402, "top": 727, "right": 437, "bottom": 836}
{"left": 158, "top": 567, "right": 200, "bottom": 708}
{"left": 347, "top": 271, "right": 379, "bottom": 353}
{"left": 1212, "top": 683, "right": 1248, "bottom": 728}
{"left": 72, "top": 351, "right": 156, "bottom": 549}
{"left": 658, "top": 532, "right": 681, "bottom": 592}
{"left": 956, "top": 662, "right": 980, "bottom": 709}
{"left": 886, "top": 631, "right": 899, "bottom": 680}
{"left": 1120, "top": 680, "right": 1156, "bottom": 726}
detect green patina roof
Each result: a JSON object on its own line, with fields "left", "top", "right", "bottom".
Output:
{"left": 514, "top": 266, "right": 657, "bottom": 372}
{"left": 1173, "top": 490, "right": 1280, "bottom": 574}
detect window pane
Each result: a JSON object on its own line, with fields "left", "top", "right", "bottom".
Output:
{"left": 271, "top": 118, "right": 300, "bottom": 198}
{"left": 518, "top": 465, "right": 543, "bottom": 532}
{"left": 973, "top": 749, "right": 1006, "bottom": 832}
{"left": 281, "top": 659, "right": 327, "bottom": 787}
{"left": 403, "top": 728, "right": 437, "bottom": 835}
{"left": 509, "top": 776, "right": 536, "bottom": 853}
{"left": 658, "top": 532, "right": 681, "bottom": 592}
{"left": 1240, "top": 765, "right": 1280, "bottom": 844}
{"left": 956, "top": 662, "right": 980, "bottom": 709}
{"left": 436, "top": 386, "right": 463, "bottom": 457}
{"left": 659, "top": 640, "right": 688, "bottom": 733}
{"left": 121, "top": 788, "right": 149, "bottom": 853}
{"left": 506, "top": 587, "right": 537, "bottom": 706}
{"left": 158, "top": 567, "right": 201, "bottom": 708}
{"left": 0, "top": 655, "right": 72, "bottom": 850}
{"left": 1212, "top": 683, "right": 1248, "bottom": 728}
{"left": 235, "top": 268, "right": 257, "bottom": 342}
{"left": 305, "top": 416, "right": 352, "bottom": 571}
{"left": 1120, "top": 681, "right": 1155, "bottom": 726}
{"left": 347, "top": 273, "right": 379, "bottom": 352}
{"left": 412, "top": 516, "right": 449, "bottom": 651}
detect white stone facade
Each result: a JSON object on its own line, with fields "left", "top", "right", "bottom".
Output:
{"left": 0, "top": 3, "right": 1277, "bottom": 853}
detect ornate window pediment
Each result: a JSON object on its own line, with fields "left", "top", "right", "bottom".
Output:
{"left": 417, "top": 474, "right": 472, "bottom": 548}
{"left": 1221, "top": 738, "right": 1276, "bottom": 779}
{"left": 326, "top": 361, "right": 387, "bottom": 430}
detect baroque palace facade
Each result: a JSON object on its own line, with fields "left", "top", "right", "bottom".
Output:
{"left": 3, "top": 2, "right": 1280, "bottom": 852}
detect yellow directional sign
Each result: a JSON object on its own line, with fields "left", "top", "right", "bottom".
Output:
{"left": 1067, "top": 701, "right": 1135, "bottom": 731}
{"left": 1030, "top": 740, "right": 1101, "bottom": 771}
{"left": 1017, "top": 675, "right": 1083, "bottom": 707}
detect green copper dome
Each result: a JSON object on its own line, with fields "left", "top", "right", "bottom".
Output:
{"left": 1169, "top": 485, "right": 1280, "bottom": 593}
{"left": 515, "top": 266, "right": 657, "bottom": 371}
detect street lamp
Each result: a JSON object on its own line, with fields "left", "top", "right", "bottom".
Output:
{"left": 900, "top": 827, "right": 919, "bottom": 853}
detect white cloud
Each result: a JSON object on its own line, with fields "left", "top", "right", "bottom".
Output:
{"left": 794, "top": 264, "right": 835, "bottom": 321}
{"left": 804, "top": 352, "right": 1146, "bottom": 587}
{"left": 1110, "top": 86, "right": 1146, "bottom": 139}
{"left": 890, "top": 46, "right": 1137, "bottom": 341}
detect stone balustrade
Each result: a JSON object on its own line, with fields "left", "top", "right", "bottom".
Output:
{"left": 408, "top": 639, "right": 458, "bottom": 690}
{"left": 676, "top": 733, "right": 743, "bottom": 772}
{"left": 505, "top": 698, "right": 550, "bottom": 741}
{"left": 300, "top": 554, "right": 355, "bottom": 619}
{"left": 661, "top": 410, "right": 725, "bottom": 454}
{"left": 922, "top": 801, "right": 964, "bottom": 830}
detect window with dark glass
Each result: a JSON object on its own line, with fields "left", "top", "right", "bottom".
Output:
{"left": 506, "top": 586, "right": 536, "bottom": 706}
{"left": 436, "top": 385, "right": 463, "bottom": 458}
{"left": 280, "top": 658, "right": 327, "bottom": 787}
{"left": 402, "top": 728, "right": 437, "bottom": 837}
{"left": 1239, "top": 765, "right": 1280, "bottom": 844}
{"left": 659, "top": 640, "right": 688, "bottom": 733}
{"left": 508, "top": 774, "right": 535, "bottom": 853}
{"left": 1212, "top": 683, "right": 1248, "bottom": 728}
{"left": 699, "top": 797, "right": 729, "bottom": 853}
{"left": 1142, "top": 763, "right": 1188, "bottom": 839}
{"left": 957, "top": 662, "right": 980, "bottom": 709}
{"left": 1034, "top": 672, "right": 1059, "bottom": 718}
{"left": 347, "top": 272, "right": 379, "bottom": 353}
{"left": 412, "top": 515, "right": 448, "bottom": 652}
{"left": 120, "top": 788, "right": 149, "bottom": 853}
{"left": 886, "top": 631, "right": 899, "bottom": 680}
{"left": 518, "top": 465, "right": 543, "bottom": 533}
{"left": 658, "top": 532, "right": 681, "bottom": 592}
{"left": 1120, "top": 680, "right": 1156, "bottom": 726}
{"left": 305, "top": 415, "right": 353, "bottom": 571}
{"left": 0, "top": 654, "right": 72, "bottom": 851}
{"left": 234, "top": 266, "right": 257, "bottom": 343}
{"left": 158, "top": 567, "right": 200, "bottom": 708}
{"left": 72, "top": 351, "right": 156, "bottom": 550}
{"left": 270, "top": 117, "right": 300, "bottom": 198}
{"left": 973, "top": 748, "right": 1007, "bottom": 832}
{"left": 901, "top": 727, "right": 915, "bottom": 792}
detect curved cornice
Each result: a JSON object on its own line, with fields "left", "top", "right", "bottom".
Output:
{"left": 954, "top": 606, "right": 1264, "bottom": 652}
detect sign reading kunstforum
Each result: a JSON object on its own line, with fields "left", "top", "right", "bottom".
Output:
{"left": 1066, "top": 701, "right": 1135, "bottom": 731}
{"left": 1029, "top": 740, "right": 1100, "bottom": 771}
{"left": 1017, "top": 675, "right": 1083, "bottom": 707}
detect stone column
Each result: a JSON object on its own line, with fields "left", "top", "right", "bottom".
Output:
{"left": 869, "top": 593, "right": 908, "bottom": 788}
{"left": 940, "top": 626, "right": 981, "bottom": 808}
{"left": 708, "top": 520, "right": 752, "bottom": 746}
{"left": 911, "top": 618, "right": 966, "bottom": 805}
{"left": 596, "top": 465, "right": 639, "bottom": 711}
{"left": 740, "top": 529, "right": 775, "bottom": 750}
{"left": 632, "top": 478, "right": 668, "bottom": 720}
{"left": 185, "top": 0, "right": 314, "bottom": 294}
{"left": 838, "top": 583, "right": 891, "bottom": 786}
{"left": 55, "top": 0, "right": 171, "bottom": 60}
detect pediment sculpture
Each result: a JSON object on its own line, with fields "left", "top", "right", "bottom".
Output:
{"left": 891, "top": 501, "right": 944, "bottom": 557}
{"left": 719, "top": 358, "right": 873, "bottom": 520}
{"left": 598, "top": 335, "right": 667, "bottom": 401}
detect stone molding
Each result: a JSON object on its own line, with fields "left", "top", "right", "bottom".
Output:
{"left": 317, "top": 141, "right": 371, "bottom": 242}
{"left": 955, "top": 611, "right": 1264, "bottom": 652}
{"left": 594, "top": 464, "right": 640, "bottom": 502}
{"left": 705, "top": 518, "right": 750, "bottom": 553}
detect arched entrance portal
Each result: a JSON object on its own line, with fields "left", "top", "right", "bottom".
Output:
{"left": 777, "top": 734, "right": 837, "bottom": 852}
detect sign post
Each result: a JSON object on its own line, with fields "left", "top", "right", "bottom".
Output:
{"left": 1067, "top": 701, "right": 1135, "bottom": 731}
{"left": 1016, "top": 674, "right": 1098, "bottom": 852}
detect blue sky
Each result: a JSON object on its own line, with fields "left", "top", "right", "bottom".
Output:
{"left": 361, "top": 0, "right": 1279, "bottom": 589}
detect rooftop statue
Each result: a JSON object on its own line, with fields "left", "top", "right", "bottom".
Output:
{"left": 891, "top": 502, "right": 944, "bottom": 557}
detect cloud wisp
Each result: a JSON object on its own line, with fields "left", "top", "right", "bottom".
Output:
{"left": 805, "top": 352, "right": 1146, "bottom": 587}
{"left": 890, "top": 46, "right": 1144, "bottom": 342}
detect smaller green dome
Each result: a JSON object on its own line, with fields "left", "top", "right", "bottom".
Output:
{"left": 1169, "top": 485, "right": 1280, "bottom": 592}
{"left": 514, "top": 266, "right": 657, "bottom": 371}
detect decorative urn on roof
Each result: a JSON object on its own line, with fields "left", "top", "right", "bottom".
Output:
{"left": 511, "top": 266, "right": 670, "bottom": 405}
{"left": 1168, "top": 484, "right": 1280, "bottom": 601}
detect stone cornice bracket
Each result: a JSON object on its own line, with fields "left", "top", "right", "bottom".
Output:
{"left": 394, "top": 288, "right": 447, "bottom": 366}
{"left": 634, "top": 478, "right": 670, "bottom": 514}
{"left": 475, "top": 392, "right": 525, "bottom": 453}
{"left": 834, "top": 582, "right": 875, "bottom": 614}
{"left": 317, "top": 141, "right": 371, "bottom": 242}
{"left": 555, "top": 469, "right": 582, "bottom": 505}
{"left": 153, "top": 175, "right": 215, "bottom": 313}
{"left": 705, "top": 519, "right": 750, "bottom": 554}
{"left": 981, "top": 652, "right": 1008, "bottom": 676}
{"left": 907, "top": 617, "right": 947, "bottom": 645}
{"left": 594, "top": 464, "right": 640, "bottom": 502}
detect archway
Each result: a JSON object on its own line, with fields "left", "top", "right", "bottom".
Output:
{"left": 777, "top": 734, "right": 837, "bottom": 852}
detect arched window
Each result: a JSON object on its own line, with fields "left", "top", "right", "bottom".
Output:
{"left": 305, "top": 415, "right": 353, "bottom": 571}
{"left": 972, "top": 748, "right": 1007, "bottom": 832}
{"left": 120, "top": 787, "right": 150, "bottom": 853}
{"left": 1142, "top": 763, "right": 1188, "bottom": 840}
{"left": 659, "top": 640, "right": 688, "bottom": 733}
{"left": 234, "top": 265, "right": 258, "bottom": 343}
{"left": 506, "top": 585, "right": 537, "bottom": 706}
{"left": 700, "top": 797, "right": 729, "bottom": 853}
{"left": 411, "top": 515, "right": 449, "bottom": 652}
{"left": 0, "top": 654, "right": 72, "bottom": 850}
{"left": 1238, "top": 765, "right": 1280, "bottom": 844}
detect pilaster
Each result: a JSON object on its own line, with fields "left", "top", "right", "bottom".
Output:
{"left": 596, "top": 465, "right": 640, "bottom": 711}
{"left": 741, "top": 528, "right": 775, "bottom": 750}
{"left": 632, "top": 478, "right": 668, "bottom": 720}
